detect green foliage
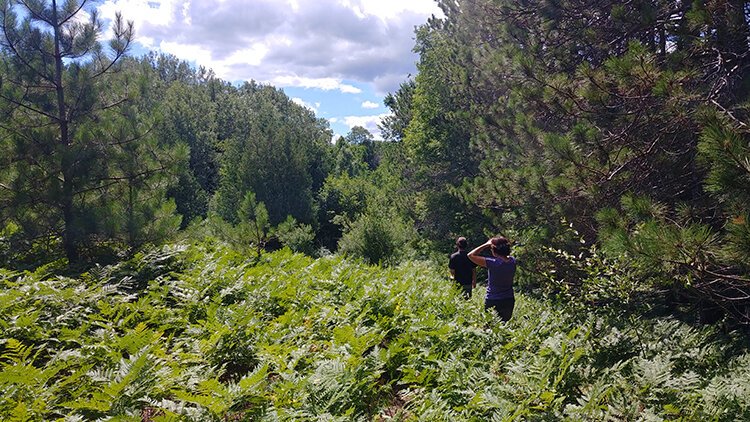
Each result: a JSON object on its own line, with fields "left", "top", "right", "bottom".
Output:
{"left": 99, "top": 61, "right": 185, "bottom": 250}
{"left": 380, "top": 79, "right": 415, "bottom": 142}
{"left": 698, "top": 116, "right": 750, "bottom": 267}
{"left": 317, "top": 173, "right": 373, "bottom": 250}
{"left": 152, "top": 57, "right": 221, "bottom": 225}
{"left": 276, "top": 216, "right": 316, "bottom": 256}
{"left": 330, "top": 126, "right": 379, "bottom": 179}
{"left": 1, "top": 242, "right": 749, "bottom": 420}
{"left": 0, "top": 4, "right": 187, "bottom": 264}
{"left": 338, "top": 205, "right": 415, "bottom": 265}
{"left": 594, "top": 191, "right": 750, "bottom": 323}
{"left": 395, "top": 0, "right": 750, "bottom": 324}
{"left": 212, "top": 82, "right": 332, "bottom": 227}
{"left": 2, "top": 46, "right": 337, "bottom": 264}
{"left": 344, "top": 125, "right": 375, "bottom": 146}
{"left": 0, "top": 1, "right": 141, "bottom": 263}
{"left": 237, "top": 191, "right": 270, "bottom": 258}
{"left": 399, "top": 23, "right": 483, "bottom": 246}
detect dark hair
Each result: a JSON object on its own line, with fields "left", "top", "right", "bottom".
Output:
{"left": 456, "top": 237, "right": 468, "bottom": 249}
{"left": 491, "top": 237, "right": 511, "bottom": 256}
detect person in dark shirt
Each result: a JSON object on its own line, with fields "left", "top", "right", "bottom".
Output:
{"left": 468, "top": 236, "right": 517, "bottom": 321}
{"left": 448, "top": 237, "right": 477, "bottom": 298}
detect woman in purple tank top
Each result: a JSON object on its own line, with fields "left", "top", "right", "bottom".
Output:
{"left": 467, "top": 236, "right": 516, "bottom": 321}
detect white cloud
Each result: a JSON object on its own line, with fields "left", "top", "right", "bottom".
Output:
{"left": 70, "top": 8, "right": 94, "bottom": 27}
{"left": 156, "top": 39, "right": 270, "bottom": 80}
{"left": 98, "top": 0, "right": 441, "bottom": 93}
{"left": 343, "top": 114, "right": 389, "bottom": 127}
{"left": 271, "top": 76, "right": 362, "bottom": 94}
{"left": 357, "top": 0, "right": 443, "bottom": 20}
{"left": 99, "top": 0, "right": 180, "bottom": 44}
{"left": 159, "top": 41, "right": 212, "bottom": 65}
{"left": 225, "top": 44, "right": 270, "bottom": 67}
{"left": 292, "top": 97, "right": 319, "bottom": 113}
{"left": 342, "top": 113, "right": 390, "bottom": 140}
{"left": 361, "top": 100, "right": 379, "bottom": 109}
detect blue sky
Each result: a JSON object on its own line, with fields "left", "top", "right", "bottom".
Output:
{"left": 96, "top": 0, "right": 443, "bottom": 139}
{"left": 284, "top": 84, "right": 388, "bottom": 140}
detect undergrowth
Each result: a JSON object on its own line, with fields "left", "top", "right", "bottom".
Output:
{"left": 1, "top": 242, "right": 749, "bottom": 420}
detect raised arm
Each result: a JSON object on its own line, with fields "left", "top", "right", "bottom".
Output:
{"left": 468, "top": 240, "right": 492, "bottom": 268}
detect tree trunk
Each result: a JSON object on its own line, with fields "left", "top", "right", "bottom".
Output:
{"left": 52, "top": 0, "right": 78, "bottom": 263}
{"left": 716, "top": 0, "right": 749, "bottom": 56}
{"left": 61, "top": 166, "right": 78, "bottom": 263}
{"left": 715, "top": 0, "right": 750, "bottom": 101}
{"left": 128, "top": 182, "right": 136, "bottom": 250}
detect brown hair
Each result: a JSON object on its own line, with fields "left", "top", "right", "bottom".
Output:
{"left": 456, "top": 237, "right": 467, "bottom": 249}
{"left": 491, "top": 236, "right": 511, "bottom": 256}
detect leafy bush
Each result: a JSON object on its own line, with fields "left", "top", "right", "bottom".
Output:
{"left": 337, "top": 207, "right": 415, "bottom": 265}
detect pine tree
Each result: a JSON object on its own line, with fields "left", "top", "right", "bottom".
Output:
{"left": 237, "top": 191, "right": 270, "bottom": 259}
{"left": 0, "top": 0, "right": 133, "bottom": 262}
{"left": 102, "top": 60, "right": 185, "bottom": 250}
{"left": 380, "top": 79, "right": 415, "bottom": 142}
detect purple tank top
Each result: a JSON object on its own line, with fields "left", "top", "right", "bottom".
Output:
{"left": 485, "top": 256, "right": 516, "bottom": 300}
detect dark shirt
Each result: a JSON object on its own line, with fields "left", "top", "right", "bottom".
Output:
{"left": 449, "top": 251, "right": 476, "bottom": 285}
{"left": 485, "top": 256, "right": 516, "bottom": 300}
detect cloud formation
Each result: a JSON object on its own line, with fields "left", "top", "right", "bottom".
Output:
{"left": 291, "top": 97, "right": 321, "bottom": 113}
{"left": 98, "top": 0, "right": 441, "bottom": 94}
{"left": 343, "top": 113, "right": 390, "bottom": 139}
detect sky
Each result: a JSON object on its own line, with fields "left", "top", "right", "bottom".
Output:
{"left": 96, "top": 0, "right": 443, "bottom": 139}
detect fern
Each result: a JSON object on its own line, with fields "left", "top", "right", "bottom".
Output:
{"left": 2, "top": 242, "right": 750, "bottom": 420}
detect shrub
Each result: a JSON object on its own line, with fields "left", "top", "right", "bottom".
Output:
{"left": 337, "top": 207, "right": 415, "bottom": 265}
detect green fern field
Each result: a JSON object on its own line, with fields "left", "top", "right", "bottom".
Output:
{"left": 1, "top": 244, "right": 749, "bottom": 421}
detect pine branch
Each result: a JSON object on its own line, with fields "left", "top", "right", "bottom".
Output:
{"left": 0, "top": 89, "right": 60, "bottom": 122}
{"left": 58, "top": 0, "right": 89, "bottom": 26}
{"left": 1, "top": 5, "right": 55, "bottom": 83}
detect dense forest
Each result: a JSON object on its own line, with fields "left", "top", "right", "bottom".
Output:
{"left": 1, "top": 0, "right": 750, "bottom": 419}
